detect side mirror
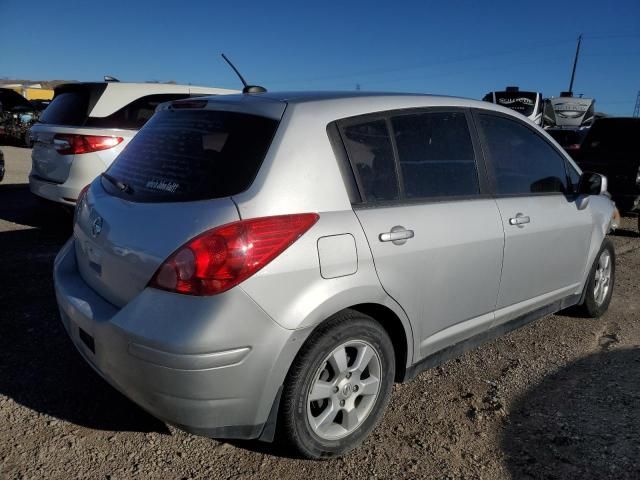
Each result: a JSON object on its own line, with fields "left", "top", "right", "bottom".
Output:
{"left": 577, "top": 171, "right": 607, "bottom": 196}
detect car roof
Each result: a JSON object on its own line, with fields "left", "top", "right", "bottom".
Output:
{"left": 192, "top": 90, "right": 524, "bottom": 121}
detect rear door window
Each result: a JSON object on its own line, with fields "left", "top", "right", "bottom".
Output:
{"left": 478, "top": 113, "right": 569, "bottom": 195}
{"left": 340, "top": 119, "right": 399, "bottom": 202}
{"left": 391, "top": 111, "right": 479, "bottom": 198}
{"left": 103, "top": 109, "right": 279, "bottom": 202}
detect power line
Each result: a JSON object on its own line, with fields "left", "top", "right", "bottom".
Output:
{"left": 263, "top": 37, "right": 579, "bottom": 86}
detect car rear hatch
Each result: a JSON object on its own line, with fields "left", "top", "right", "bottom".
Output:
{"left": 31, "top": 83, "right": 109, "bottom": 183}
{"left": 73, "top": 98, "right": 285, "bottom": 307}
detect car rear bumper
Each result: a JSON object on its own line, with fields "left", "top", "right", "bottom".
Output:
{"left": 29, "top": 174, "right": 83, "bottom": 205}
{"left": 53, "top": 239, "right": 300, "bottom": 439}
{"left": 29, "top": 150, "right": 107, "bottom": 205}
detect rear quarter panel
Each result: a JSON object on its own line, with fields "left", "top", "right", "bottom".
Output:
{"left": 239, "top": 210, "right": 416, "bottom": 368}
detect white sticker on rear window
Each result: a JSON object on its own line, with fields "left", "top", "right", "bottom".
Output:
{"left": 145, "top": 180, "right": 180, "bottom": 193}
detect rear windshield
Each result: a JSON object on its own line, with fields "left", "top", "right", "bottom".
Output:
{"left": 103, "top": 109, "right": 279, "bottom": 202}
{"left": 39, "top": 84, "right": 106, "bottom": 126}
{"left": 581, "top": 119, "right": 640, "bottom": 153}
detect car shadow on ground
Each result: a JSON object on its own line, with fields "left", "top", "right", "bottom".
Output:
{"left": 502, "top": 347, "right": 640, "bottom": 479}
{"left": 0, "top": 185, "right": 170, "bottom": 435}
{"left": 611, "top": 228, "right": 640, "bottom": 239}
{"left": 610, "top": 214, "right": 640, "bottom": 239}
{"left": 0, "top": 183, "right": 73, "bottom": 230}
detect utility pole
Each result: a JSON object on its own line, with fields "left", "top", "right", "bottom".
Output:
{"left": 634, "top": 91, "right": 640, "bottom": 118}
{"left": 568, "top": 34, "right": 582, "bottom": 95}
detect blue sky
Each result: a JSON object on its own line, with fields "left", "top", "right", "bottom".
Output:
{"left": 1, "top": 0, "right": 638, "bottom": 115}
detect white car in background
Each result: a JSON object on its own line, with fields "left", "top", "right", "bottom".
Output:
{"left": 29, "top": 81, "right": 237, "bottom": 205}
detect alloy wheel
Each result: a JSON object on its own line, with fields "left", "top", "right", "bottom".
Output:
{"left": 306, "top": 340, "right": 382, "bottom": 440}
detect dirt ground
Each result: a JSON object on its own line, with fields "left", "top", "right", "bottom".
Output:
{"left": 0, "top": 145, "right": 639, "bottom": 480}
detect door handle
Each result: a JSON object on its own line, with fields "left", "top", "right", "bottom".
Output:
{"left": 509, "top": 213, "right": 530, "bottom": 227}
{"left": 379, "top": 226, "right": 414, "bottom": 245}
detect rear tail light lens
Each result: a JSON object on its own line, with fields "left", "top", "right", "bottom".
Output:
{"left": 74, "top": 184, "right": 90, "bottom": 223}
{"left": 149, "top": 213, "right": 320, "bottom": 296}
{"left": 53, "top": 134, "right": 123, "bottom": 155}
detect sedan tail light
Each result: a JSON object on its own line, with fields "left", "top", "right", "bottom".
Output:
{"left": 149, "top": 213, "right": 319, "bottom": 296}
{"left": 53, "top": 134, "right": 123, "bottom": 155}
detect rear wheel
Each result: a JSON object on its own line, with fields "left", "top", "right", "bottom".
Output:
{"left": 578, "top": 239, "right": 615, "bottom": 318}
{"left": 279, "top": 310, "right": 395, "bottom": 459}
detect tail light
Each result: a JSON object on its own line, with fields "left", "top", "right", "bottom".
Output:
{"left": 74, "top": 184, "right": 90, "bottom": 223}
{"left": 149, "top": 213, "right": 319, "bottom": 296}
{"left": 170, "top": 99, "right": 208, "bottom": 109}
{"left": 53, "top": 134, "right": 123, "bottom": 155}
{"left": 636, "top": 165, "right": 640, "bottom": 186}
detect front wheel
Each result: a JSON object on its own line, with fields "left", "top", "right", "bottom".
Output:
{"left": 578, "top": 239, "right": 615, "bottom": 318}
{"left": 279, "top": 310, "right": 395, "bottom": 459}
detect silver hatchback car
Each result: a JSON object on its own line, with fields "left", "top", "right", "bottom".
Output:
{"left": 54, "top": 92, "right": 615, "bottom": 459}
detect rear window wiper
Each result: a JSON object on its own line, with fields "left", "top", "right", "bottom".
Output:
{"left": 101, "top": 172, "right": 132, "bottom": 194}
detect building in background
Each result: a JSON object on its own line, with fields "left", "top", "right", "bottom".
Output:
{"left": 1, "top": 83, "right": 54, "bottom": 100}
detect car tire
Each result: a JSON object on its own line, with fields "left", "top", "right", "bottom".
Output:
{"left": 578, "top": 239, "right": 615, "bottom": 318}
{"left": 279, "top": 310, "right": 395, "bottom": 459}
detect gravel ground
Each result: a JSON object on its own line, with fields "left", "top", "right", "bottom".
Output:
{"left": 1, "top": 145, "right": 639, "bottom": 480}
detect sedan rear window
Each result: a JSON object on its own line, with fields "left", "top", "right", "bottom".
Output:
{"left": 103, "top": 109, "right": 279, "bottom": 202}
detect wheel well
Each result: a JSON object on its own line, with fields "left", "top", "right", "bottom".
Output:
{"left": 348, "top": 303, "right": 409, "bottom": 382}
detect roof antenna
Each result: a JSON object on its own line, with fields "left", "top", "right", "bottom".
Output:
{"left": 221, "top": 53, "right": 267, "bottom": 94}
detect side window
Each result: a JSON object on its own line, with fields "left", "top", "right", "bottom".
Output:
{"left": 391, "top": 111, "right": 479, "bottom": 198}
{"left": 565, "top": 160, "right": 581, "bottom": 193}
{"left": 478, "top": 114, "right": 569, "bottom": 195}
{"left": 341, "top": 119, "right": 399, "bottom": 202}
{"left": 85, "top": 94, "right": 190, "bottom": 129}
